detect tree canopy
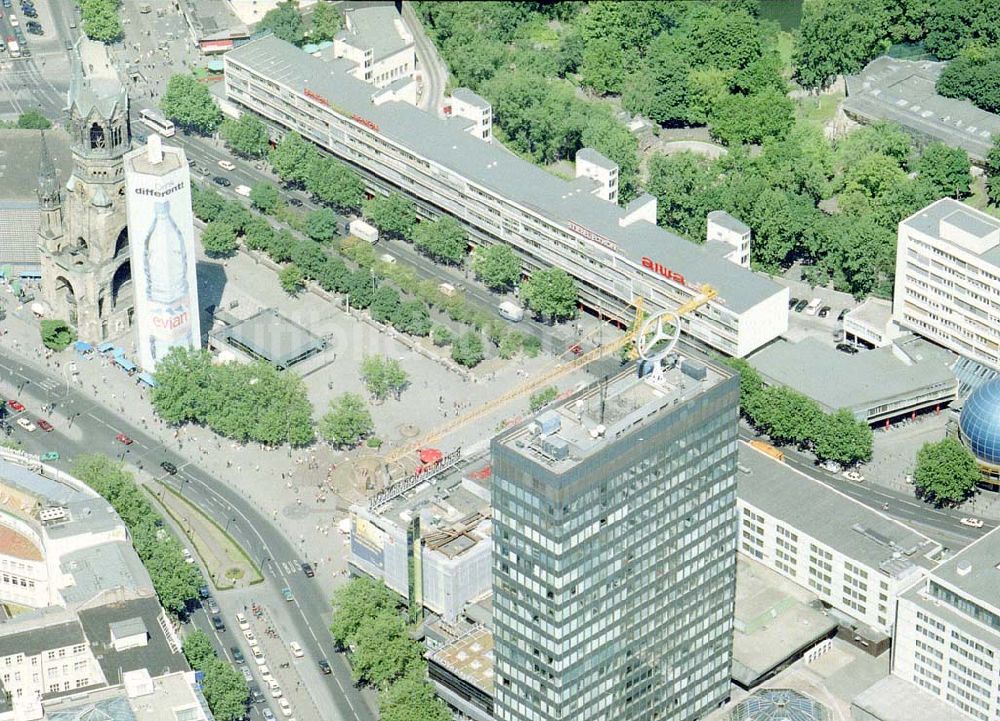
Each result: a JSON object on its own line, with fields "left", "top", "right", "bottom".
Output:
{"left": 413, "top": 217, "right": 467, "bottom": 265}
{"left": 249, "top": 183, "right": 281, "bottom": 214}
{"left": 320, "top": 393, "right": 374, "bottom": 447}
{"left": 521, "top": 267, "right": 577, "bottom": 322}
{"left": 451, "top": 331, "right": 485, "bottom": 368}
{"left": 914, "top": 438, "right": 980, "bottom": 506}
{"left": 40, "top": 319, "right": 75, "bottom": 351}
{"left": 363, "top": 194, "right": 418, "bottom": 240}
{"left": 221, "top": 114, "right": 271, "bottom": 159}
{"left": 17, "top": 111, "right": 52, "bottom": 130}
{"left": 793, "top": 0, "right": 891, "bottom": 89}
{"left": 80, "top": 0, "right": 123, "bottom": 42}
{"left": 471, "top": 244, "right": 521, "bottom": 291}
{"left": 359, "top": 355, "right": 408, "bottom": 401}
{"left": 161, "top": 74, "right": 222, "bottom": 134}
{"left": 305, "top": 156, "right": 364, "bottom": 211}
{"left": 200, "top": 221, "right": 238, "bottom": 257}
{"left": 270, "top": 132, "right": 318, "bottom": 186}
{"left": 309, "top": 1, "right": 342, "bottom": 42}
{"left": 258, "top": 0, "right": 304, "bottom": 44}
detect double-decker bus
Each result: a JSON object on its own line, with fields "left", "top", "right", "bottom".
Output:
{"left": 138, "top": 108, "right": 175, "bottom": 137}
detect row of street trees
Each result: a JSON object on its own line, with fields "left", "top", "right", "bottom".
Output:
{"left": 72, "top": 456, "right": 203, "bottom": 614}
{"left": 723, "top": 358, "right": 873, "bottom": 465}
{"left": 182, "top": 631, "right": 249, "bottom": 721}
{"left": 152, "top": 348, "right": 315, "bottom": 446}
{"left": 329, "top": 578, "right": 451, "bottom": 721}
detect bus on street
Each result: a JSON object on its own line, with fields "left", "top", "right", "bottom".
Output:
{"left": 138, "top": 108, "right": 175, "bottom": 137}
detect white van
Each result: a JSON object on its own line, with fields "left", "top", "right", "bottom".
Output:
{"left": 218, "top": 159, "right": 235, "bottom": 171}
{"left": 805, "top": 298, "right": 822, "bottom": 316}
{"left": 498, "top": 301, "right": 524, "bottom": 322}
{"left": 379, "top": 253, "right": 396, "bottom": 264}
{"left": 235, "top": 184, "right": 252, "bottom": 197}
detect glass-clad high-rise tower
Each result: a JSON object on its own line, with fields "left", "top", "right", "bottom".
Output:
{"left": 492, "top": 352, "right": 739, "bottom": 721}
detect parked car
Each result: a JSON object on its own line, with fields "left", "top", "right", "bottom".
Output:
{"left": 252, "top": 646, "right": 266, "bottom": 665}
{"left": 25, "top": 22, "right": 41, "bottom": 35}
{"left": 960, "top": 517, "right": 984, "bottom": 528}
{"left": 277, "top": 698, "right": 292, "bottom": 717}
{"left": 244, "top": 629, "right": 258, "bottom": 646}
{"left": 182, "top": 548, "right": 195, "bottom": 564}
{"left": 160, "top": 461, "right": 177, "bottom": 474}
{"left": 236, "top": 612, "right": 249, "bottom": 630}
{"left": 235, "top": 184, "right": 252, "bottom": 197}
{"left": 115, "top": 432, "right": 133, "bottom": 444}
{"left": 240, "top": 665, "right": 253, "bottom": 682}
{"left": 788, "top": 297, "right": 799, "bottom": 309}
{"left": 842, "top": 470, "right": 865, "bottom": 483}
{"left": 836, "top": 343, "right": 859, "bottom": 355}
{"left": 289, "top": 642, "right": 304, "bottom": 658}
{"left": 793, "top": 299, "right": 808, "bottom": 312}
{"left": 301, "top": 562, "right": 314, "bottom": 578}
{"left": 288, "top": 197, "right": 303, "bottom": 207}
{"left": 837, "top": 308, "right": 849, "bottom": 321}
{"left": 211, "top": 616, "right": 226, "bottom": 632}
{"left": 16, "top": 418, "right": 36, "bottom": 432}
{"left": 207, "top": 596, "right": 220, "bottom": 614}
{"left": 281, "top": 587, "right": 294, "bottom": 602}
{"left": 198, "top": 585, "right": 210, "bottom": 599}
{"left": 7, "top": 399, "right": 25, "bottom": 412}
{"left": 212, "top": 176, "right": 231, "bottom": 187}
{"left": 262, "top": 709, "right": 275, "bottom": 721}
{"left": 36, "top": 419, "right": 53, "bottom": 432}
{"left": 231, "top": 647, "right": 245, "bottom": 664}
{"left": 40, "top": 451, "right": 59, "bottom": 461}
{"left": 318, "top": 659, "right": 331, "bottom": 675}
{"left": 259, "top": 665, "right": 272, "bottom": 682}
{"left": 269, "top": 679, "right": 282, "bottom": 698}
{"left": 818, "top": 306, "right": 831, "bottom": 318}
{"left": 249, "top": 682, "right": 265, "bottom": 705}
{"left": 218, "top": 159, "right": 235, "bottom": 171}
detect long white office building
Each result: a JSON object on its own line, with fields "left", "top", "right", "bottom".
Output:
{"left": 223, "top": 35, "right": 789, "bottom": 357}
{"left": 894, "top": 199, "right": 1000, "bottom": 371}
{"left": 893, "top": 527, "right": 1000, "bottom": 721}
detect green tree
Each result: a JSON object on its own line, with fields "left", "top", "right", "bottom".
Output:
{"left": 304, "top": 208, "right": 338, "bottom": 242}
{"left": 40, "top": 319, "right": 75, "bottom": 351}
{"left": 371, "top": 286, "right": 401, "bottom": 324}
{"left": 161, "top": 74, "right": 222, "bottom": 133}
{"left": 451, "top": 331, "right": 485, "bottom": 368}
{"left": 306, "top": 156, "right": 364, "bottom": 211}
{"left": 529, "top": 387, "right": 559, "bottom": 412}
{"left": 200, "top": 221, "right": 237, "bottom": 257}
{"left": 580, "top": 37, "right": 625, "bottom": 95}
{"left": 17, "top": 111, "right": 51, "bottom": 129}
{"left": 270, "top": 132, "right": 317, "bottom": 186}
{"left": 814, "top": 409, "right": 874, "bottom": 464}
{"left": 379, "top": 674, "right": 453, "bottom": 721}
{"left": 471, "top": 244, "right": 521, "bottom": 290}
{"left": 80, "top": 0, "right": 123, "bottom": 42}
{"left": 582, "top": 110, "right": 640, "bottom": 202}
{"left": 623, "top": 37, "right": 692, "bottom": 126}
{"left": 249, "top": 183, "right": 281, "bottom": 213}
{"left": 200, "top": 659, "right": 249, "bottom": 721}
{"left": 988, "top": 136, "right": 1000, "bottom": 205}
{"left": 914, "top": 438, "right": 980, "bottom": 506}
{"left": 391, "top": 301, "right": 432, "bottom": 337}
{"left": 431, "top": 325, "right": 454, "bottom": 347}
{"left": 350, "top": 610, "right": 423, "bottom": 688}
{"left": 645, "top": 152, "right": 715, "bottom": 239}
{"left": 330, "top": 577, "right": 399, "bottom": 648}
{"left": 413, "top": 217, "right": 467, "bottom": 265}
{"left": 360, "top": 355, "right": 408, "bottom": 401}
{"left": 191, "top": 185, "right": 228, "bottom": 222}
{"left": 747, "top": 386, "right": 823, "bottom": 446}
{"left": 278, "top": 264, "right": 305, "bottom": 294}
{"left": 521, "top": 267, "right": 577, "bottom": 322}
{"left": 916, "top": 142, "right": 971, "bottom": 198}
{"left": 220, "top": 114, "right": 270, "bottom": 159}
{"left": 793, "top": 0, "right": 891, "bottom": 89}
{"left": 258, "top": 0, "right": 304, "bottom": 44}
{"left": 720, "top": 356, "right": 765, "bottom": 411}
{"left": 182, "top": 630, "right": 216, "bottom": 671}
{"left": 309, "top": 1, "right": 342, "bottom": 41}
{"left": 709, "top": 89, "right": 795, "bottom": 146}
{"left": 362, "top": 194, "right": 418, "bottom": 239}
{"left": 320, "top": 393, "right": 374, "bottom": 447}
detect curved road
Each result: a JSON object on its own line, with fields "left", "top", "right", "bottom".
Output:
{"left": 402, "top": 1, "right": 447, "bottom": 115}
{"left": 0, "top": 352, "right": 373, "bottom": 721}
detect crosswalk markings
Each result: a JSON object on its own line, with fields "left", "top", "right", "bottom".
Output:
{"left": 37, "top": 380, "right": 59, "bottom": 391}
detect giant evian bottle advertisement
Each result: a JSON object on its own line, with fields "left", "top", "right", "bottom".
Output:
{"left": 125, "top": 138, "right": 201, "bottom": 372}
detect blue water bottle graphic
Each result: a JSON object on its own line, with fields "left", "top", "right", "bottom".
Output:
{"left": 143, "top": 200, "right": 193, "bottom": 365}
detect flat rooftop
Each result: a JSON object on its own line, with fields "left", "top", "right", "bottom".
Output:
{"left": 901, "top": 197, "right": 1000, "bottom": 267}
{"left": 339, "top": 3, "right": 412, "bottom": 62}
{"left": 844, "top": 56, "right": 1000, "bottom": 162}
{"left": 930, "top": 525, "right": 1000, "bottom": 606}
{"left": 426, "top": 626, "right": 494, "bottom": 696}
{"left": 124, "top": 141, "right": 186, "bottom": 177}
{"left": 225, "top": 35, "right": 784, "bottom": 314}
{"left": 498, "top": 354, "right": 728, "bottom": 472}
{"left": 738, "top": 443, "right": 940, "bottom": 577}
{"left": 78, "top": 596, "right": 186, "bottom": 681}
{"left": 851, "top": 674, "right": 973, "bottom": 721}
{"left": 844, "top": 297, "right": 892, "bottom": 329}
{"left": 213, "top": 307, "right": 326, "bottom": 369}
{"left": 60, "top": 542, "right": 155, "bottom": 606}
{"left": 749, "top": 335, "right": 956, "bottom": 417}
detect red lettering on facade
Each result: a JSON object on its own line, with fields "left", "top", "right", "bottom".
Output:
{"left": 351, "top": 114, "right": 380, "bottom": 133}
{"left": 303, "top": 88, "right": 330, "bottom": 107}
{"left": 641, "top": 256, "right": 686, "bottom": 286}
{"left": 152, "top": 311, "right": 190, "bottom": 331}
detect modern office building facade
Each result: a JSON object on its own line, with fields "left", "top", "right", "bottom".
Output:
{"left": 491, "top": 354, "right": 740, "bottom": 721}
{"left": 893, "top": 528, "right": 1000, "bottom": 721}
{"left": 223, "top": 35, "right": 789, "bottom": 358}
{"left": 894, "top": 199, "right": 1000, "bottom": 371}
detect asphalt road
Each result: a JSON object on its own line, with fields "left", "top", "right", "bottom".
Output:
{"left": 402, "top": 1, "right": 447, "bottom": 115}
{"left": 0, "top": 352, "right": 373, "bottom": 721}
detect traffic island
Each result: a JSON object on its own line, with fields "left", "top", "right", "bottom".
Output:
{"left": 146, "top": 481, "right": 263, "bottom": 590}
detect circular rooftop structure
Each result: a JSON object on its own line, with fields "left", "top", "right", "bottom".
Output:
{"left": 959, "top": 378, "right": 1000, "bottom": 466}
{"left": 731, "top": 689, "right": 829, "bottom": 721}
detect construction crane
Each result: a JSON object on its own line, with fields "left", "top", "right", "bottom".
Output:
{"left": 383, "top": 287, "right": 716, "bottom": 469}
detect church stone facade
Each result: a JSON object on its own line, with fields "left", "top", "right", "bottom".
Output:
{"left": 39, "top": 69, "right": 133, "bottom": 343}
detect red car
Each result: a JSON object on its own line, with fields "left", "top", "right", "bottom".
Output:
{"left": 6, "top": 400, "right": 25, "bottom": 413}
{"left": 115, "top": 433, "right": 133, "bottom": 445}
{"left": 36, "top": 419, "right": 53, "bottom": 432}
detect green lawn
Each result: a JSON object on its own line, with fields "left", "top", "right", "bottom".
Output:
{"left": 796, "top": 87, "right": 845, "bottom": 129}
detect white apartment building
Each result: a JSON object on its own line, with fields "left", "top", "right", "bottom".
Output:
{"left": 224, "top": 35, "right": 789, "bottom": 357}
{"left": 894, "top": 528, "right": 1000, "bottom": 721}
{"left": 894, "top": 199, "right": 1000, "bottom": 371}
{"left": 707, "top": 210, "right": 751, "bottom": 269}
{"left": 737, "top": 443, "right": 941, "bottom": 636}
{"left": 447, "top": 88, "right": 492, "bottom": 143}
{"left": 333, "top": 3, "right": 415, "bottom": 89}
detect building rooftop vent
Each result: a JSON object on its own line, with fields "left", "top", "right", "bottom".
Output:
{"left": 957, "top": 560, "right": 972, "bottom": 576}
{"left": 39, "top": 506, "right": 68, "bottom": 523}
